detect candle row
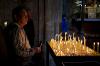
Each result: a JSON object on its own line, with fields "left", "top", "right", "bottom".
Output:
{"left": 55, "top": 32, "right": 86, "bottom": 46}
{"left": 50, "top": 33, "right": 100, "bottom": 56}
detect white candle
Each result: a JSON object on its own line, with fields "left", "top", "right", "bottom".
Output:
{"left": 69, "top": 35, "right": 71, "bottom": 40}
{"left": 93, "top": 42, "right": 95, "bottom": 51}
{"left": 81, "top": 40, "right": 83, "bottom": 44}
{"left": 55, "top": 34, "right": 58, "bottom": 40}
{"left": 57, "top": 34, "right": 60, "bottom": 42}
{"left": 56, "top": 34, "right": 59, "bottom": 41}
{"left": 65, "top": 32, "right": 67, "bottom": 41}
{"left": 60, "top": 32, "right": 62, "bottom": 37}
{"left": 97, "top": 42, "right": 99, "bottom": 52}
{"left": 78, "top": 37, "right": 80, "bottom": 42}
{"left": 60, "top": 32, "right": 62, "bottom": 43}
{"left": 68, "top": 35, "right": 71, "bottom": 41}
{"left": 77, "top": 37, "right": 81, "bottom": 46}
{"left": 84, "top": 37, "right": 86, "bottom": 46}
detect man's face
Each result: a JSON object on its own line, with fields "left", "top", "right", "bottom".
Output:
{"left": 19, "top": 9, "right": 28, "bottom": 26}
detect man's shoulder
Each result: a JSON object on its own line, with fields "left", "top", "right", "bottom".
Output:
{"left": 4, "top": 23, "right": 19, "bottom": 32}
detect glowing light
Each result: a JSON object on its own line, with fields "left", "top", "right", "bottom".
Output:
{"left": 97, "top": 42, "right": 99, "bottom": 52}
{"left": 93, "top": 42, "right": 95, "bottom": 51}
{"left": 49, "top": 32, "right": 100, "bottom": 56}
{"left": 4, "top": 21, "right": 7, "bottom": 26}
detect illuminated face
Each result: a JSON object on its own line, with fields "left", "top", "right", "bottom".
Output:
{"left": 19, "top": 9, "right": 28, "bottom": 26}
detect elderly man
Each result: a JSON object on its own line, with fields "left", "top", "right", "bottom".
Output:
{"left": 4, "top": 5, "right": 41, "bottom": 66}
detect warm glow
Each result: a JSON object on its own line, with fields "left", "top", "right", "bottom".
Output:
{"left": 49, "top": 32, "right": 100, "bottom": 56}
{"left": 4, "top": 21, "right": 7, "bottom": 26}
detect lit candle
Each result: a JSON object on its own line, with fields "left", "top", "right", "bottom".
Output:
{"left": 55, "top": 34, "right": 59, "bottom": 41}
{"left": 86, "top": 47, "right": 89, "bottom": 53}
{"left": 83, "top": 46, "right": 85, "bottom": 50}
{"left": 60, "top": 32, "right": 62, "bottom": 36}
{"left": 57, "top": 34, "right": 60, "bottom": 42}
{"left": 60, "top": 36, "right": 63, "bottom": 44}
{"left": 73, "top": 43, "right": 75, "bottom": 53}
{"left": 81, "top": 40, "right": 83, "bottom": 44}
{"left": 58, "top": 45, "right": 60, "bottom": 51}
{"left": 81, "top": 40, "right": 84, "bottom": 50}
{"left": 57, "top": 34, "right": 60, "bottom": 50}
{"left": 77, "top": 37, "right": 80, "bottom": 46}
{"left": 84, "top": 37, "right": 86, "bottom": 46}
{"left": 65, "top": 32, "right": 67, "bottom": 41}
{"left": 69, "top": 35, "right": 71, "bottom": 40}
{"left": 93, "top": 42, "right": 95, "bottom": 51}
{"left": 67, "top": 48, "right": 69, "bottom": 53}
{"left": 59, "top": 32, "right": 62, "bottom": 43}
{"left": 55, "top": 34, "right": 58, "bottom": 40}
{"left": 78, "top": 37, "right": 80, "bottom": 42}
{"left": 97, "top": 42, "right": 99, "bottom": 52}
{"left": 68, "top": 34, "right": 71, "bottom": 40}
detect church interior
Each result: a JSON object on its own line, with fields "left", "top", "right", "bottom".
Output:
{"left": 0, "top": 0, "right": 100, "bottom": 66}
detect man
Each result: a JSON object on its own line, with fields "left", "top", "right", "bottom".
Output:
{"left": 4, "top": 5, "right": 41, "bottom": 66}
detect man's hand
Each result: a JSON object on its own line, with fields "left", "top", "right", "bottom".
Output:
{"left": 36, "top": 47, "right": 41, "bottom": 53}
{"left": 31, "top": 43, "right": 42, "bottom": 54}
{"left": 32, "top": 47, "right": 41, "bottom": 54}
